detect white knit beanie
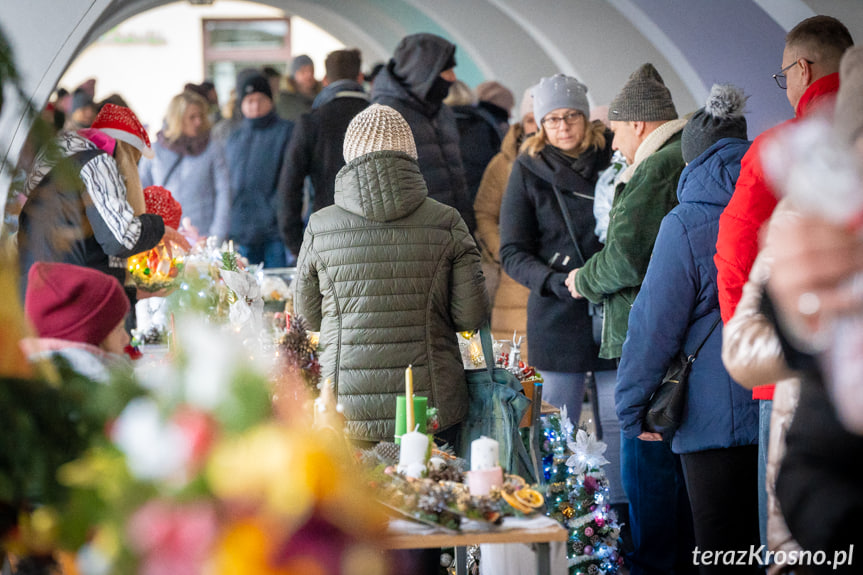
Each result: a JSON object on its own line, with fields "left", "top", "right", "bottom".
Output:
{"left": 343, "top": 104, "right": 418, "bottom": 163}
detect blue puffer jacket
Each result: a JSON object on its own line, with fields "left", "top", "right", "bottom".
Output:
{"left": 225, "top": 110, "right": 293, "bottom": 245}
{"left": 616, "top": 138, "right": 759, "bottom": 454}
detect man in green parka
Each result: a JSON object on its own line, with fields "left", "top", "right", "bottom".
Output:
{"left": 565, "top": 63, "right": 695, "bottom": 575}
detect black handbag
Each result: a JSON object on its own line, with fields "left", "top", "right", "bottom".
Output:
{"left": 644, "top": 316, "right": 722, "bottom": 437}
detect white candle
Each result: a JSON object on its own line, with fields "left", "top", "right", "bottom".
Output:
{"left": 471, "top": 436, "right": 500, "bottom": 471}
{"left": 405, "top": 365, "right": 414, "bottom": 432}
{"left": 398, "top": 430, "right": 429, "bottom": 478}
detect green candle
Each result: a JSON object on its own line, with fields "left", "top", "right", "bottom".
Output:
{"left": 394, "top": 395, "right": 428, "bottom": 443}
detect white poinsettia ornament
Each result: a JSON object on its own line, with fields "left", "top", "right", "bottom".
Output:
{"left": 566, "top": 429, "right": 610, "bottom": 475}
{"left": 220, "top": 269, "right": 264, "bottom": 333}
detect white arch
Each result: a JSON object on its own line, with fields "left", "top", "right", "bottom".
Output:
{"left": 607, "top": 0, "right": 709, "bottom": 105}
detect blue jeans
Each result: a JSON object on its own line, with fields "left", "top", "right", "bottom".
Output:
{"left": 540, "top": 371, "right": 586, "bottom": 425}
{"left": 237, "top": 240, "right": 289, "bottom": 269}
{"left": 594, "top": 369, "right": 627, "bottom": 506}
{"left": 758, "top": 399, "right": 772, "bottom": 548}
{"left": 621, "top": 434, "right": 696, "bottom": 575}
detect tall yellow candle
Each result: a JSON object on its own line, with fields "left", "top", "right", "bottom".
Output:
{"left": 405, "top": 365, "right": 414, "bottom": 432}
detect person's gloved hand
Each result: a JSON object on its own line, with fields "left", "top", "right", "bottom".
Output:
{"left": 543, "top": 272, "right": 573, "bottom": 300}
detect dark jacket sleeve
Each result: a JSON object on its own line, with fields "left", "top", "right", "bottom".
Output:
{"left": 616, "top": 213, "right": 697, "bottom": 439}
{"left": 81, "top": 154, "right": 164, "bottom": 257}
{"left": 278, "top": 119, "right": 309, "bottom": 255}
{"left": 448, "top": 210, "right": 490, "bottom": 331}
{"left": 499, "top": 161, "right": 557, "bottom": 295}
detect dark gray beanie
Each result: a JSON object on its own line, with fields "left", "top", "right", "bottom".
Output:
{"left": 532, "top": 74, "right": 590, "bottom": 124}
{"left": 681, "top": 84, "right": 748, "bottom": 164}
{"left": 291, "top": 54, "right": 314, "bottom": 76}
{"left": 609, "top": 63, "right": 677, "bottom": 122}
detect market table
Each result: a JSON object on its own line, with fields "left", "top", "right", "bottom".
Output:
{"left": 385, "top": 515, "right": 567, "bottom": 575}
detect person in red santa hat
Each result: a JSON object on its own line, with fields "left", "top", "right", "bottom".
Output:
{"left": 18, "top": 104, "right": 190, "bottom": 299}
{"left": 20, "top": 262, "right": 134, "bottom": 382}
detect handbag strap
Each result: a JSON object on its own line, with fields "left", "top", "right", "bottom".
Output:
{"left": 478, "top": 323, "right": 496, "bottom": 380}
{"left": 551, "top": 185, "right": 586, "bottom": 267}
{"left": 688, "top": 316, "right": 722, "bottom": 360}
{"left": 162, "top": 153, "right": 184, "bottom": 187}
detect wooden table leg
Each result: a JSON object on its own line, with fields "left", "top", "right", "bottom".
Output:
{"left": 455, "top": 546, "right": 468, "bottom": 575}
{"left": 535, "top": 542, "right": 551, "bottom": 575}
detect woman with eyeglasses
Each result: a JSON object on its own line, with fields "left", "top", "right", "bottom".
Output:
{"left": 499, "top": 74, "right": 616, "bottom": 422}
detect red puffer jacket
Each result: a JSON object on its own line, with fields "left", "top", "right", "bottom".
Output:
{"left": 715, "top": 73, "right": 840, "bottom": 400}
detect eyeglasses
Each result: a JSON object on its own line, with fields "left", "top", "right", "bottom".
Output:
{"left": 541, "top": 112, "right": 582, "bottom": 129}
{"left": 773, "top": 59, "right": 813, "bottom": 89}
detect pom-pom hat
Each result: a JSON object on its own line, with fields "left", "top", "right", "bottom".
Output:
{"left": 25, "top": 262, "right": 130, "bottom": 346}
{"left": 143, "top": 186, "right": 183, "bottom": 229}
{"left": 91, "top": 103, "right": 154, "bottom": 159}
{"left": 682, "top": 84, "right": 748, "bottom": 164}
{"left": 343, "top": 104, "right": 418, "bottom": 163}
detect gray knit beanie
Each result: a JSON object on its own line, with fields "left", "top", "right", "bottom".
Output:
{"left": 682, "top": 84, "right": 748, "bottom": 164}
{"left": 532, "top": 75, "right": 590, "bottom": 124}
{"left": 343, "top": 104, "right": 418, "bottom": 163}
{"left": 835, "top": 46, "right": 863, "bottom": 146}
{"left": 609, "top": 63, "right": 678, "bottom": 122}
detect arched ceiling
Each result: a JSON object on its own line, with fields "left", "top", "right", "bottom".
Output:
{"left": 3, "top": 0, "right": 862, "bottom": 206}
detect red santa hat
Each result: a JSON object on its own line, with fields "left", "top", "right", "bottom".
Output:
{"left": 91, "top": 103, "right": 154, "bottom": 159}
{"left": 143, "top": 185, "right": 183, "bottom": 229}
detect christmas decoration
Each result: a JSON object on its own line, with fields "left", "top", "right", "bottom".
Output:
{"left": 276, "top": 314, "right": 321, "bottom": 396}
{"left": 541, "top": 408, "right": 623, "bottom": 574}
{"left": 128, "top": 186, "right": 186, "bottom": 292}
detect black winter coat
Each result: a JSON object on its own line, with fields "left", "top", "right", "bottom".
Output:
{"left": 500, "top": 140, "right": 615, "bottom": 373}
{"left": 278, "top": 88, "right": 369, "bottom": 255}
{"left": 371, "top": 34, "right": 475, "bottom": 231}
{"left": 452, "top": 104, "right": 505, "bottom": 205}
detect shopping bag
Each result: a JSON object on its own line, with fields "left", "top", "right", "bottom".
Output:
{"left": 459, "top": 324, "right": 534, "bottom": 481}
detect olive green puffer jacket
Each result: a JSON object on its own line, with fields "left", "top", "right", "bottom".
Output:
{"left": 293, "top": 150, "right": 489, "bottom": 442}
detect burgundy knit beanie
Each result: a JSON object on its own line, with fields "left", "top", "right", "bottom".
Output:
{"left": 25, "top": 262, "right": 130, "bottom": 345}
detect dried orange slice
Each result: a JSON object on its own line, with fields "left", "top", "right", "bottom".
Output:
{"left": 501, "top": 489, "right": 531, "bottom": 513}
{"left": 514, "top": 488, "right": 544, "bottom": 509}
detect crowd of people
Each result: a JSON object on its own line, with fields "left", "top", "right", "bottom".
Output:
{"left": 12, "top": 12, "right": 863, "bottom": 575}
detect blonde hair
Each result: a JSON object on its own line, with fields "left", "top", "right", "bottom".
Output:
{"left": 163, "top": 91, "right": 210, "bottom": 141}
{"left": 521, "top": 115, "right": 607, "bottom": 158}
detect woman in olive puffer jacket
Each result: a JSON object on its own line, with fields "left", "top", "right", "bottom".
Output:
{"left": 294, "top": 104, "right": 489, "bottom": 443}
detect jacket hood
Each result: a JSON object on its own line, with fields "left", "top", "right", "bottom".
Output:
{"left": 333, "top": 150, "right": 428, "bottom": 222}
{"left": 312, "top": 79, "right": 368, "bottom": 109}
{"left": 677, "top": 137, "right": 751, "bottom": 206}
{"left": 372, "top": 34, "right": 455, "bottom": 111}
